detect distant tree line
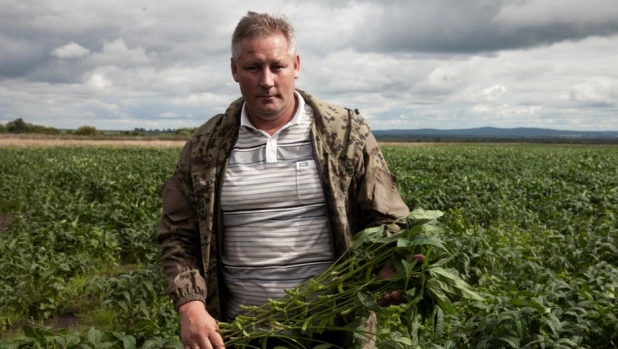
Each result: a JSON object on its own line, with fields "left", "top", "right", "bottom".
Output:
{"left": 374, "top": 134, "right": 618, "bottom": 145}
{"left": 132, "top": 127, "right": 196, "bottom": 136}
{"left": 0, "top": 118, "right": 61, "bottom": 135}
{"left": 2, "top": 119, "right": 615, "bottom": 144}
{"left": 0, "top": 118, "right": 104, "bottom": 136}
{"left": 0, "top": 119, "right": 197, "bottom": 137}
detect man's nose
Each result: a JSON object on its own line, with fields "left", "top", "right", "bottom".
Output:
{"left": 259, "top": 68, "right": 274, "bottom": 88}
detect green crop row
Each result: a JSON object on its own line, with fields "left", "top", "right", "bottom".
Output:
{"left": 385, "top": 145, "right": 618, "bottom": 348}
{"left": 0, "top": 148, "right": 180, "bottom": 348}
{"left": 0, "top": 145, "right": 616, "bottom": 348}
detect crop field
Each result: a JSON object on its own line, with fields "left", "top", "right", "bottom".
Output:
{"left": 0, "top": 144, "right": 616, "bottom": 348}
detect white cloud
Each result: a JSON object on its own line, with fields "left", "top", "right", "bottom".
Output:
{"left": 87, "top": 39, "right": 151, "bottom": 67}
{"left": 480, "top": 84, "right": 507, "bottom": 101}
{"left": 569, "top": 79, "right": 617, "bottom": 106}
{"left": 416, "top": 65, "right": 466, "bottom": 94}
{"left": 471, "top": 104, "right": 492, "bottom": 113}
{"left": 174, "top": 92, "right": 232, "bottom": 108}
{"left": 88, "top": 100, "right": 119, "bottom": 111}
{"left": 87, "top": 73, "right": 112, "bottom": 90}
{"left": 498, "top": 104, "right": 544, "bottom": 117}
{"left": 50, "top": 42, "right": 90, "bottom": 59}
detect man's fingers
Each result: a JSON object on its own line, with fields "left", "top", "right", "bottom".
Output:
{"left": 184, "top": 339, "right": 203, "bottom": 349}
{"left": 183, "top": 341, "right": 203, "bottom": 349}
{"left": 209, "top": 332, "right": 226, "bottom": 349}
{"left": 413, "top": 254, "right": 425, "bottom": 264}
{"left": 391, "top": 290, "right": 404, "bottom": 304}
{"left": 197, "top": 335, "right": 213, "bottom": 349}
{"left": 383, "top": 293, "right": 392, "bottom": 303}
{"left": 378, "top": 292, "right": 392, "bottom": 307}
{"left": 378, "top": 290, "right": 406, "bottom": 307}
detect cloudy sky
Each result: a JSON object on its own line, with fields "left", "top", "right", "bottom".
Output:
{"left": 1, "top": 0, "right": 617, "bottom": 131}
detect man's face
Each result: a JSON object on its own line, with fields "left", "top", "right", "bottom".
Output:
{"left": 231, "top": 34, "right": 300, "bottom": 123}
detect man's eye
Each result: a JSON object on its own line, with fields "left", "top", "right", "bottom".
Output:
{"left": 247, "top": 66, "right": 259, "bottom": 72}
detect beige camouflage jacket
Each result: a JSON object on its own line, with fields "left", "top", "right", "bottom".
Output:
{"left": 157, "top": 89, "right": 410, "bottom": 322}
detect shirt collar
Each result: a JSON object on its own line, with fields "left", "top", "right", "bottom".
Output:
{"left": 240, "top": 90, "right": 305, "bottom": 130}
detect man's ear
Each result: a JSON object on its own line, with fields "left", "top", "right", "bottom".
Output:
{"left": 231, "top": 58, "right": 239, "bottom": 82}
{"left": 294, "top": 54, "right": 300, "bottom": 79}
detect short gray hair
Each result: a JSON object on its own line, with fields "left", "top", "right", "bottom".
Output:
{"left": 231, "top": 11, "right": 297, "bottom": 61}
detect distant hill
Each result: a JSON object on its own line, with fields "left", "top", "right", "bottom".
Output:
{"left": 373, "top": 127, "right": 618, "bottom": 139}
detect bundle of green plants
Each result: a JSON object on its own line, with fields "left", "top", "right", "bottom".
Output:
{"left": 218, "top": 209, "right": 483, "bottom": 349}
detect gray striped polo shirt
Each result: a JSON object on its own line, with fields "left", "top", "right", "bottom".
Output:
{"left": 220, "top": 92, "right": 334, "bottom": 320}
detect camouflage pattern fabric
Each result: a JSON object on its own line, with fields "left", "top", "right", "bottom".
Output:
{"left": 157, "top": 89, "right": 410, "bottom": 347}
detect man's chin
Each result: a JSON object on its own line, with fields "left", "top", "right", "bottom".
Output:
{"left": 252, "top": 102, "right": 282, "bottom": 114}
{"left": 250, "top": 107, "right": 285, "bottom": 120}
{"left": 258, "top": 111, "right": 284, "bottom": 121}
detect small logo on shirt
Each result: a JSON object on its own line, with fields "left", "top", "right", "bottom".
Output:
{"left": 296, "top": 161, "right": 316, "bottom": 171}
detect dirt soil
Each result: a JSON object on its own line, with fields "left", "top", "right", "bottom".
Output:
{"left": 43, "top": 313, "right": 80, "bottom": 330}
{"left": 0, "top": 138, "right": 446, "bottom": 148}
{"left": 0, "top": 213, "right": 14, "bottom": 232}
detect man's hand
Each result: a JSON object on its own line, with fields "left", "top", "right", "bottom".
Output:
{"left": 377, "top": 254, "right": 425, "bottom": 307}
{"left": 178, "top": 301, "right": 225, "bottom": 349}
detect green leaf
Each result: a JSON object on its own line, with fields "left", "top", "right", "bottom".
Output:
{"left": 405, "top": 235, "right": 447, "bottom": 251}
{"left": 372, "top": 340, "right": 403, "bottom": 349}
{"left": 428, "top": 267, "right": 483, "bottom": 301}
{"left": 421, "top": 224, "right": 444, "bottom": 235}
{"left": 510, "top": 298, "right": 546, "bottom": 314}
{"left": 163, "top": 339, "right": 183, "bottom": 348}
{"left": 408, "top": 209, "right": 443, "bottom": 221}
{"left": 354, "top": 225, "right": 385, "bottom": 243}
{"left": 425, "top": 286, "right": 453, "bottom": 313}
{"left": 554, "top": 338, "right": 578, "bottom": 348}
{"left": 24, "top": 326, "right": 38, "bottom": 339}
{"left": 123, "top": 335, "right": 136, "bottom": 349}
{"left": 141, "top": 339, "right": 160, "bottom": 349}
{"left": 406, "top": 286, "right": 424, "bottom": 306}
{"left": 396, "top": 337, "right": 413, "bottom": 345}
{"left": 496, "top": 336, "right": 520, "bottom": 348}
{"left": 117, "top": 300, "right": 129, "bottom": 312}
{"left": 87, "top": 327, "right": 101, "bottom": 345}
{"left": 542, "top": 313, "right": 562, "bottom": 335}
{"left": 357, "top": 291, "right": 381, "bottom": 312}
{"left": 401, "top": 259, "right": 413, "bottom": 282}
{"left": 433, "top": 305, "right": 444, "bottom": 339}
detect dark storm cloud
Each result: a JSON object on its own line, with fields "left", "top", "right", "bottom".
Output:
{"left": 0, "top": 36, "right": 46, "bottom": 78}
{"left": 0, "top": 0, "right": 232, "bottom": 82}
{"left": 0, "top": 2, "right": 119, "bottom": 79}
{"left": 350, "top": 0, "right": 618, "bottom": 53}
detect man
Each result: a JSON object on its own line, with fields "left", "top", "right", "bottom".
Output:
{"left": 157, "top": 11, "right": 409, "bottom": 349}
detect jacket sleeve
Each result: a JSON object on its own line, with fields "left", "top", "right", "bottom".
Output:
{"left": 157, "top": 141, "right": 207, "bottom": 311}
{"left": 356, "top": 132, "right": 410, "bottom": 234}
